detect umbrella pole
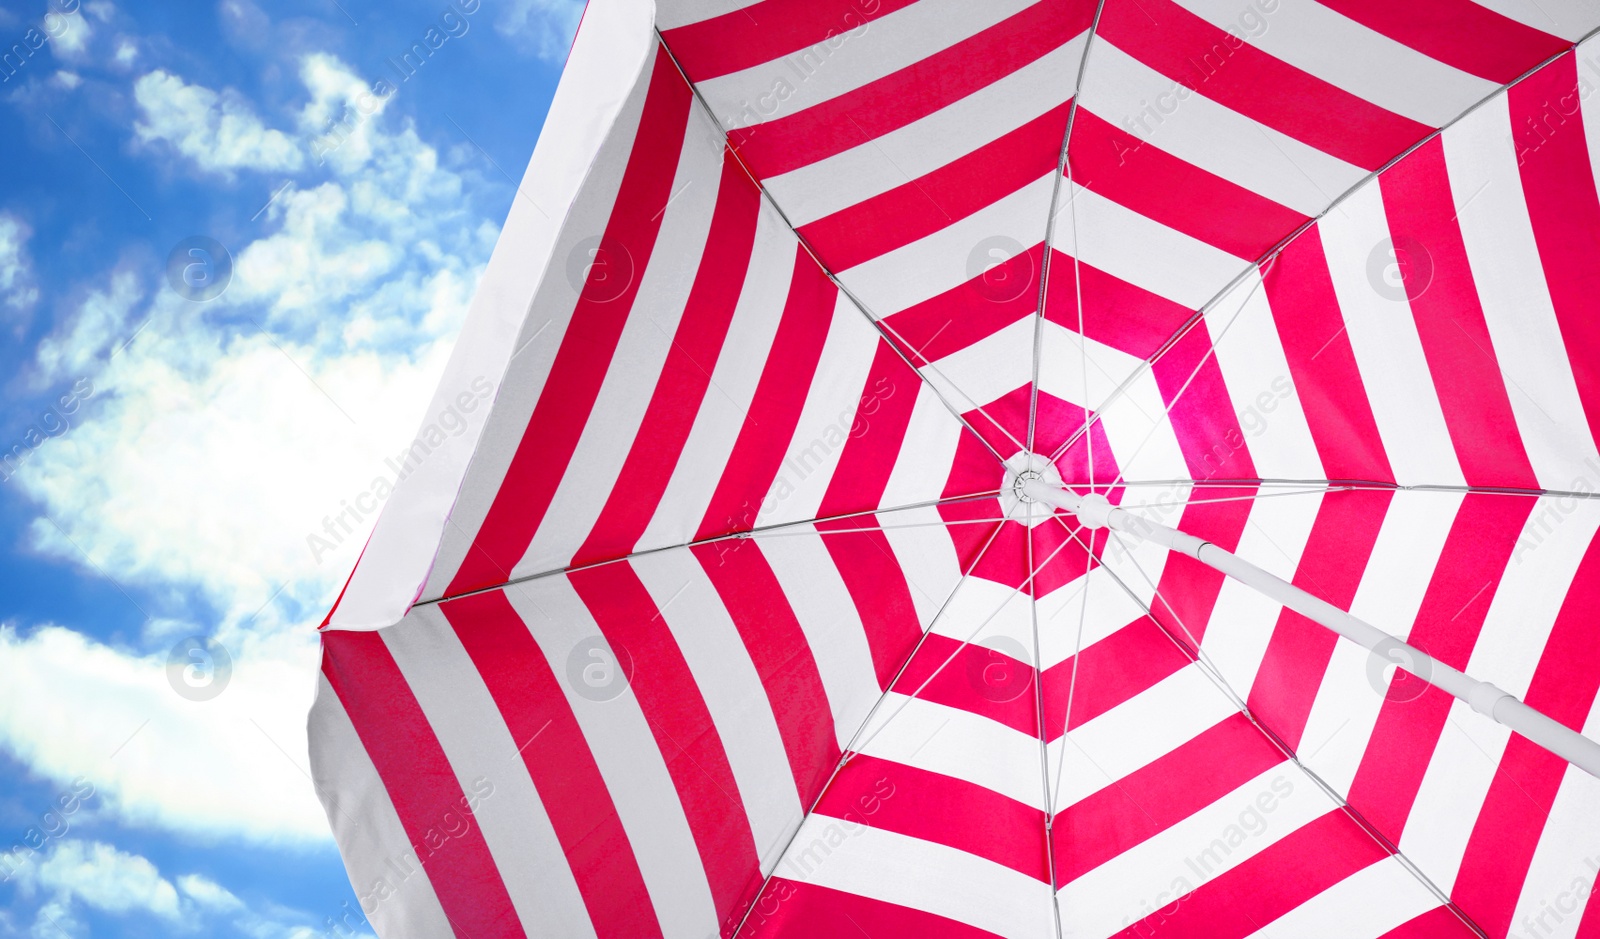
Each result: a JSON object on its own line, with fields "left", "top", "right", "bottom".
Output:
{"left": 1022, "top": 481, "right": 1600, "bottom": 781}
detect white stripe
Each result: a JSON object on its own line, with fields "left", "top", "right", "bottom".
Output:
{"left": 768, "top": 35, "right": 1085, "bottom": 224}
{"left": 1038, "top": 320, "right": 1190, "bottom": 486}
{"left": 1401, "top": 500, "right": 1600, "bottom": 894}
{"left": 879, "top": 381, "right": 967, "bottom": 510}
{"left": 1082, "top": 41, "right": 1366, "bottom": 217}
{"left": 519, "top": 106, "right": 723, "bottom": 577}
{"left": 1298, "top": 490, "right": 1463, "bottom": 795}
{"left": 638, "top": 205, "right": 797, "bottom": 548}
{"left": 918, "top": 315, "right": 1035, "bottom": 417}
{"left": 1037, "top": 563, "right": 1158, "bottom": 671}
{"left": 307, "top": 676, "right": 457, "bottom": 939}
{"left": 655, "top": 0, "right": 760, "bottom": 31}
{"left": 1062, "top": 181, "right": 1249, "bottom": 306}
{"left": 381, "top": 610, "right": 599, "bottom": 939}
{"left": 418, "top": 41, "right": 658, "bottom": 602}
{"left": 1174, "top": 0, "right": 1497, "bottom": 127}
{"left": 756, "top": 531, "right": 885, "bottom": 750}
{"left": 1055, "top": 764, "right": 1331, "bottom": 938}
{"left": 842, "top": 173, "right": 1055, "bottom": 317}
{"left": 701, "top": 0, "right": 1035, "bottom": 131}
{"left": 1207, "top": 270, "right": 1325, "bottom": 480}
{"left": 1201, "top": 489, "right": 1325, "bottom": 697}
{"left": 1319, "top": 181, "right": 1466, "bottom": 488}
{"left": 1240, "top": 856, "right": 1443, "bottom": 939}
{"left": 1050, "top": 665, "right": 1242, "bottom": 809}
{"left": 1397, "top": 698, "right": 1510, "bottom": 897}
{"left": 927, "top": 575, "right": 1034, "bottom": 655}
{"left": 878, "top": 504, "right": 966, "bottom": 626}
{"left": 632, "top": 549, "right": 806, "bottom": 865}
{"left": 761, "top": 294, "right": 883, "bottom": 526}
{"left": 1472, "top": 0, "right": 1600, "bottom": 40}
{"left": 1508, "top": 694, "right": 1600, "bottom": 939}
{"left": 854, "top": 694, "right": 1045, "bottom": 809}
{"left": 1446, "top": 94, "right": 1600, "bottom": 490}
{"left": 504, "top": 580, "right": 721, "bottom": 939}
{"left": 780, "top": 815, "right": 1055, "bottom": 939}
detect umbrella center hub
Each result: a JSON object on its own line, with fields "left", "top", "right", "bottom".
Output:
{"left": 1000, "top": 451, "right": 1062, "bottom": 526}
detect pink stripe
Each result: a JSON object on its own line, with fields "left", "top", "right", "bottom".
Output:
{"left": 574, "top": 147, "right": 763, "bottom": 567}
{"left": 695, "top": 247, "right": 837, "bottom": 542}
{"left": 1512, "top": 55, "right": 1600, "bottom": 451}
{"left": 439, "top": 592, "right": 662, "bottom": 939}
{"left": 816, "top": 518, "right": 929, "bottom": 688}
{"left": 1111, "top": 811, "right": 1389, "bottom": 939}
{"left": 1451, "top": 533, "right": 1600, "bottom": 938}
{"left": 1054, "top": 713, "right": 1287, "bottom": 884}
{"left": 1379, "top": 137, "right": 1540, "bottom": 490}
{"left": 1070, "top": 108, "right": 1307, "bottom": 259}
{"left": 730, "top": 0, "right": 1094, "bottom": 178}
{"left": 1265, "top": 228, "right": 1395, "bottom": 482}
{"left": 1042, "top": 618, "right": 1192, "bottom": 738}
{"left": 447, "top": 51, "right": 691, "bottom": 596}
{"left": 1152, "top": 321, "right": 1258, "bottom": 483}
{"left": 816, "top": 340, "right": 921, "bottom": 518}
{"left": 827, "top": 754, "right": 1048, "bottom": 881}
{"left": 1045, "top": 250, "right": 1195, "bottom": 359}
{"left": 567, "top": 563, "right": 764, "bottom": 922}
{"left": 320, "top": 630, "right": 528, "bottom": 939}
{"left": 1099, "top": 0, "right": 1432, "bottom": 171}
{"left": 743, "top": 879, "right": 1006, "bottom": 939}
{"left": 660, "top": 0, "right": 920, "bottom": 82}
{"left": 881, "top": 246, "right": 1041, "bottom": 366}
{"left": 894, "top": 633, "right": 1038, "bottom": 738}
{"left": 1581, "top": 882, "right": 1600, "bottom": 939}
{"left": 693, "top": 540, "right": 841, "bottom": 805}
{"left": 797, "top": 101, "right": 1071, "bottom": 272}
{"left": 1315, "top": 0, "right": 1568, "bottom": 84}
{"left": 1378, "top": 907, "right": 1477, "bottom": 938}
{"left": 1345, "top": 494, "right": 1532, "bottom": 842}
{"left": 1247, "top": 489, "right": 1393, "bottom": 751}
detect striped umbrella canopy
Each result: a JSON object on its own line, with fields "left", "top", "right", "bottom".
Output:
{"left": 307, "top": 1, "right": 1600, "bottom": 937}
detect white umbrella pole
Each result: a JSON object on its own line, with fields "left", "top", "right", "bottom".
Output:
{"left": 1022, "top": 481, "right": 1600, "bottom": 780}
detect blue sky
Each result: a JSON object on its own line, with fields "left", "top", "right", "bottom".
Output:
{"left": 0, "top": 1, "right": 579, "bottom": 936}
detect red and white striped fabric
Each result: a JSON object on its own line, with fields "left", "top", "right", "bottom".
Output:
{"left": 308, "top": 1, "right": 1600, "bottom": 936}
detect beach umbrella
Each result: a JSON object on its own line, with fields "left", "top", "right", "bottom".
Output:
{"left": 307, "top": 1, "right": 1600, "bottom": 936}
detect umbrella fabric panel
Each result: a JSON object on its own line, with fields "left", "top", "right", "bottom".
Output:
{"left": 307, "top": 2, "right": 1600, "bottom": 938}
{"left": 417, "top": 39, "right": 980, "bottom": 602}
{"left": 310, "top": 509, "right": 973, "bottom": 938}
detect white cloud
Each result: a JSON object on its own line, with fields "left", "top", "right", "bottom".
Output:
{"left": 133, "top": 69, "right": 303, "bottom": 175}
{"left": 15, "top": 839, "right": 182, "bottom": 919}
{"left": 50, "top": 70, "right": 79, "bottom": 88}
{"left": 177, "top": 872, "right": 245, "bottom": 913}
{"left": 0, "top": 624, "right": 331, "bottom": 843}
{"left": 48, "top": 6, "right": 91, "bottom": 59}
{"left": 495, "top": 0, "right": 584, "bottom": 61}
{"left": 0, "top": 213, "right": 38, "bottom": 312}
{"left": 32, "top": 269, "right": 140, "bottom": 383}
{"left": 112, "top": 38, "right": 135, "bottom": 67}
